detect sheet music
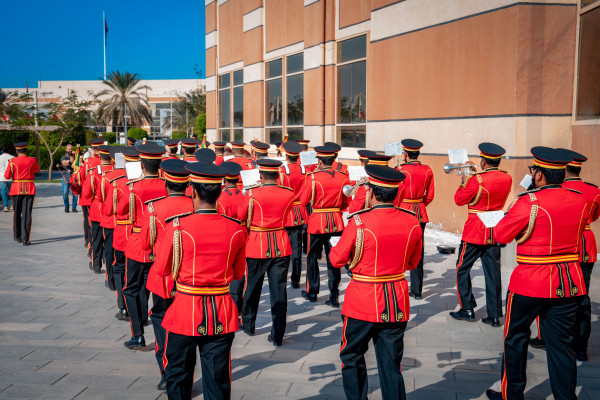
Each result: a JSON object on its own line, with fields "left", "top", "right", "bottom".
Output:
{"left": 114, "top": 153, "right": 125, "bottom": 169}
{"left": 125, "top": 162, "right": 143, "bottom": 180}
{"left": 448, "top": 149, "right": 468, "bottom": 164}
{"left": 520, "top": 174, "right": 533, "bottom": 189}
{"left": 300, "top": 151, "right": 317, "bottom": 166}
{"left": 385, "top": 142, "right": 403, "bottom": 156}
{"left": 348, "top": 166, "right": 368, "bottom": 182}
{"left": 240, "top": 169, "right": 260, "bottom": 187}
{"left": 477, "top": 211, "right": 505, "bottom": 228}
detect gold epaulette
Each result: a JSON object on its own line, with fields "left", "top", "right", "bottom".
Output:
{"left": 220, "top": 214, "right": 242, "bottom": 225}
{"left": 565, "top": 188, "right": 582, "bottom": 195}
{"left": 145, "top": 195, "right": 167, "bottom": 205}
{"left": 278, "top": 185, "right": 293, "bottom": 192}
{"left": 395, "top": 206, "right": 417, "bottom": 216}
{"left": 517, "top": 188, "right": 541, "bottom": 197}
{"left": 245, "top": 183, "right": 261, "bottom": 190}
{"left": 347, "top": 208, "right": 371, "bottom": 220}
{"left": 165, "top": 211, "right": 193, "bottom": 223}
{"left": 127, "top": 177, "right": 144, "bottom": 186}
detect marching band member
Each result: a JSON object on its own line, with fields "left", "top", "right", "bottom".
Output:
{"left": 180, "top": 138, "right": 198, "bottom": 161}
{"left": 79, "top": 139, "right": 104, "bottom": 253}
{"left": 162, "top": 139, "right": 180, "bottom": 161}
{"left": 450, "top": 143, "right": 512, "bottom": 327}
{"left": 330, "top": 164, "right": 422, "bottom": 400}
{"left": 213, "top": 141, "right": 226, "bottom": 165}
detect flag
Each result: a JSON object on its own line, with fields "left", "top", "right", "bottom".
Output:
{"left": 104, "top": 17, "right": 108, "bottom": 44}
{"left": 73, "top": 145, "right": 81, "bottom": 173}
{"left": 199, "top": 135, "right": 207, "bottom": 149}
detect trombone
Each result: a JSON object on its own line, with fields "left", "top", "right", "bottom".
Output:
{"left": 443, "top": 163, "right": 476, "bottom": 176}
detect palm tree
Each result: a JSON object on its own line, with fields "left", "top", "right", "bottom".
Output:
{"left": 95, "top": 71, "right": 152, "bottom": 129}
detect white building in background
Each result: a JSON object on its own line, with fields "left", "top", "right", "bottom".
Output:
{"left": 5, "top": 78, "right": 205, "bottom": 139}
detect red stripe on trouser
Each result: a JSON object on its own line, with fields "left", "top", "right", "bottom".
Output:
{"left": 339, "top": 316, "right": 348, "bottom": 368}
{"left": 502, "top": 292, "right": 514, "bottom": 400}
{"left": 455, "top": 243, "right": 467, "bottom": 308}
{"left": 305, "top": 233, "right": 311, "bottom": 292}
{"left": 162, "top": 332, "right": 169, "bottom": 372}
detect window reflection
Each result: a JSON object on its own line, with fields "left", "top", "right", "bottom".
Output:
{"left": 338, "top": 61, "right": 366, "bottom": 124}
{"left": 266, "top": 79, "right": 283, "bottom": 126}
{"left": 576, "top": 5, "right": 600, "bottom": 120}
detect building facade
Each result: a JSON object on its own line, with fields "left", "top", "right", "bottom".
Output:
{"left": 206, "top": 0, "right": 600, "bottom": 233}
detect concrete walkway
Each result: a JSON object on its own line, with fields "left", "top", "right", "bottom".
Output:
{"left": 0, "top": 183, "right": 598, "bottom": 399}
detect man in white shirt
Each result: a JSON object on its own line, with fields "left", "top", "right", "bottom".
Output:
{"left": 0, "top": 144, "right": 15, "bottom": 212}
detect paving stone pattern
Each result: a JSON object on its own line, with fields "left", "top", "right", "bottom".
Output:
{"left": 0, "top": 184, "right": 598, "bottom": 399}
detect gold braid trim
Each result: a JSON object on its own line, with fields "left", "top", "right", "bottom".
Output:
{"left": 148, "top": 203, "right": 157, "bottom": 247}
{"left": 348, "top": 214, "right": 365, "bottom": 270}
{"left": 516, "top": 193, "right": 538, "bottom": 244}
{"left": 100, "top": 174, "right": 106, "bottom": 202}
{"left": 467, "top": 174, "right": 483, "bottom": 207}
{"left": 172, "top": 218, "right": 183, "bottom": 281}
{"left": 364, "top": 189, "right": 371, "bottom": 210}
{"left": 128, "top": 188, "right": 135, "bottom": 222}
{"left": 112, "top": 182, "right": 118, "bottom": 215}
{"left": 246, "top": 193, "right": 254, "bottom": 228}
{"left": 310, "top": 175, "right": 316, "bottom": 206}
{"left": 90, "top": 171, "right": 95, "bottom": 195}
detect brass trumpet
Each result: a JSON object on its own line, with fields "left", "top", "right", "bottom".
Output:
{"left": 443, "top": 163, "right": 475, "bottom": 176}
{"left": 343, "top": 177, "right": 368, "bottom": 197}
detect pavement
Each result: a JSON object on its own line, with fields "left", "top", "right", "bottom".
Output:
{"left": 0, "top": 183, "right": 599, "bottom": 400}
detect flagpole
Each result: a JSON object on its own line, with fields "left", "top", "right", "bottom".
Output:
{"left": 103, "top": 11, "right": 106, "bottom": 80}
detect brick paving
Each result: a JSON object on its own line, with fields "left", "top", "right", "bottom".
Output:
{"left": 0, "top": 183, "right": 598, "bottom": 399}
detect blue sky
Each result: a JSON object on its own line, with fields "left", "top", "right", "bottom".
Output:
{"left": 0, "top": 0, "right": 206, "bottom": 88}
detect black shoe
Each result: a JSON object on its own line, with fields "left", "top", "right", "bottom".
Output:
{"left": 301, "top": 290, "right": 317, "bottom": 303}
{"left": 71, "top": 209, "right": 78, "bottom": 213}
{"left": 116, "top": 309, "right": 130, "bottom": 321}
{"left": 93, "top": 268, "right": 102, "bottom": 275}
{"left": 14, "top": 237, "right": 22, "bottom": 243}
{"left": 65, "top": 207, "right": 70, "bottom": 213}
{"left": 576, "top": 352, "right": 588, "bottom": 362}
{"left": 143, "top": 320, "right": 151, "bottom": 327}
{"left": 240, "top": 327, "right": 254, "bottom": 336}
{"left": 23, "top": 241, "right": 30, "bottom": 246}
{"left": 450, "top": 309, "right": 476, "bottom": 322}
{"left": 409, "top": 292, "right": 422, "bottom": 300}
{"left": 290, "top": 282, "right": 300, "bottom": 289}
{"left": 107, "top": 282, "right": 116, "bottom": 291}
{"left": 482, "top": 316, "right": 501, "bottom": 328}
{"left": 89, "top": 262, "right": 93, "bottom": 271}
{"left": 267, "top": 334, "right": 282, "bottom": 347}
{"left": 157, "top": 374, "right": 167, "bottom": 391}
{"left": 325, "top": 297, "right": 340, "bottom": 308}
{"left": 529, "top": 337, "right": 546, "bottom": 350}
{"left": 485, "top": 389, "right": 503, "bottom": 400}
{"left": 124, "top": 335, "right": 146, "bottom": 349}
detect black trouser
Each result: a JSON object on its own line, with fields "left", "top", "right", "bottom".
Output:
{"left": 455, "top": 241, "right": 503, "bottom": 317}
{"left": 164, "top": 331, "right": 234, "bottom": 400}
{"left": 11, "top": 195, "right": 34, "bottom": 242}
{"left": 409, "top": 223, "right": 427, "bottom": 296}
{"left": 287, "top": 225, "right": 303, "bottom": 285}
{"left": 306, "top": 233, "right": 341, "bottom": 298}
{"left": 575, "top": 262, "right": 594, "bottom": 354}
{"left": 302, "top": 223, "right": 308, "bottom": 254}
{"left": 113, "top": 250, "right": 126, "bottom": 309}
{"left": 90, "top": 221, "right": 104, "bottom": 273}
{"left": 103, "top": 228, "right": 115, "bottom": 286}
{"left": 229, "top": 276, "right": 245, "bottom": 314}
{"left": 82, "top": 205, "right": 91, "bottom": 247}
{"left": 241, "top": 256, "right": 289, "bottom": 343}
{"left": 150, "top": 293, "right": 173, "bottom": 374}
{"left": 123, "top": 258, "right": 151, "bottom": 337}
{"left": 340, "top": 316, "right": 407, "bottom": 400}
{"left": 501, "top": 291, "right": 581, "bottom": 400}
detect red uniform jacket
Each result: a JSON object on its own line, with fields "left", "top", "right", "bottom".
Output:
{"left": 83, "top": 164, "right": 113, "bottom": 222}
{"left": 396, "top": 161, "right": 434, "bottom": 223}
{"left": 154, "top": 210, "right": 246, "bottom": 336}
{"left": 4, "top": 155, "right": 39, "bottom": 195}
{"left": 239, "top": 184, "right": 295, "bottom": 259}
{"left": 278, "top": 163, "right": 308, "bottom": 227}
{"left": 300, "top": 168, "right": 350, "bottom": 234}
{"left": 121, "top": 176, "right": 168, "bottom": 262}
{"left": 182, "top": 156, "right": 196, "bottom": 162}
{"left": 495, "top": 185, "right": 589, "bottom": 298}
{"left": 215, "top": 155, "right": 224, "bottom": 166}
{"left": 563, "top": 178, "right": 600, "bottom": 263}
{"left": 217, "top": 187, "right": 247, "bottom": 221}
{"left": 330, "top": 204, "right": 423, "bottom": 322}
{"left": 104, "top": 175, "right": 131, "bottom": 252}
{"left": 332, "top": 160, "right": 348, "bottom": 175}
{"left": 99, "top": 169, "right": 126, "bottom": 229}
{"left": 78, "top": 156, "right": 100, "bottom": 207}
{"left": 349, "top": 183, "right": 406, "bottom": 214}
{"left": 229, "top": 156, "right": 250, "bottom": 168}
{"left": 454, "top": 168, "right": 512, "bottom": 245}
{"left": 141, "top": 194, "right": 194, "bottom": 299}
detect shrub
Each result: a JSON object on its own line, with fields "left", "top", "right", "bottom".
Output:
{"left": 195, "top": 113, "right": 206, "bottom": 136}
{"left": 127, "top": 127, "right": 148, "bottom": 140}
{"left": 171, "top": 131, "right": 188, "bottom": 139}
{"left": 103, "top": 132, "right": 117, "bottom": 144}
{"left": 27, "top": 145, "right": 67, "bottom": 170}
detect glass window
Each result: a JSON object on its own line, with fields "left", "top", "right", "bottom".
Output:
{"left": 266, "top": 128, "right": 283, "bottom": 144}
{"left": 339, "top": 126, "right": 366, "bottom": 148}
{"left": 219, "top": 73, "right": 230, "bottom": 89}
{"left": 233, "top": 129, "right": 243, "bottom": 142}
{"left": 576, "top": 5, "right": 600, "bottom": 120}
{"left": 338, "top": 35, "right": 367, "bottom": 64}
{"left": 233, "top": 70, "right": 244, "bottom": 86}
{"left": 218, "top": 129, "right": 229, "bottom": 142}
{"left": 233, "top": 86, "right": 243, "bottom": 127}
{"left": 287, "top": 53, "right": 303, "bottom": 74}
{"left": 287, "top": 127, "right": 303, "bottom": 141}
{"left": 287, "top": 74, "right": 303, "bottom": 126}
{"left": 266, "top": 59, "right": 282, "bottom": 79}
{"left": 266, "top": 79, "right": 283, "bottom": 126}
{"left": 219, "top": 89, "right": 230, "bottom": 128}
{"left": 338, "top": 60, "right": 366, "bottom": 124}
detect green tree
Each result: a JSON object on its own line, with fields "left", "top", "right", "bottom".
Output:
{"left": 95, "top": 71, "right": 152, "bottom": 130}
{"left": 195, "top": 113, "right": 206, "bottom": 136}
{"left": 162, "top": 88, "right": 206, "bottom": 135}
{"left": 127, "top": 127, "right": 148, "bottom": 140}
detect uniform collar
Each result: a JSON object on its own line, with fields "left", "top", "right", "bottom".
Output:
{"left": 483, "top": 167, "right": 499, "bottom": 172}
{"left": 538, "top": 184, "right": 563, "bottom": 190}
{"left": 371, "top": 203, "right": 395, "bottom": 210}
{"left": 194, "top": 209, "right": 217, "bottom": 214}
{"left": 168, "top": 193, "right": 186, "bottom": 197}
{"left": 143, "top": 175, "right": 159, "bottom": 179}
{"left": 564, "top": 177, "right": 582, "bottom": 182}
{"left": 263, "top": 183, "right": 277, "bottom": 187}
{"left": 406, "top": 160, "right": 421, "bottom": 166}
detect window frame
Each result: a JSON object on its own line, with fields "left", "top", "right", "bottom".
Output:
{"left": 218, "top": 72, "right": 231, "bottom": 142}
{"left": 265, "top": 57, "right": 284, "bottom": 144}
{"left": 285, "top": 52, "right": 304, "bottom": 141}
{"left": 335, "top": 33, "right": 368, "bottom": 148}
{"left": 572, "top": 0, "right": 600, "bottom": 125}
